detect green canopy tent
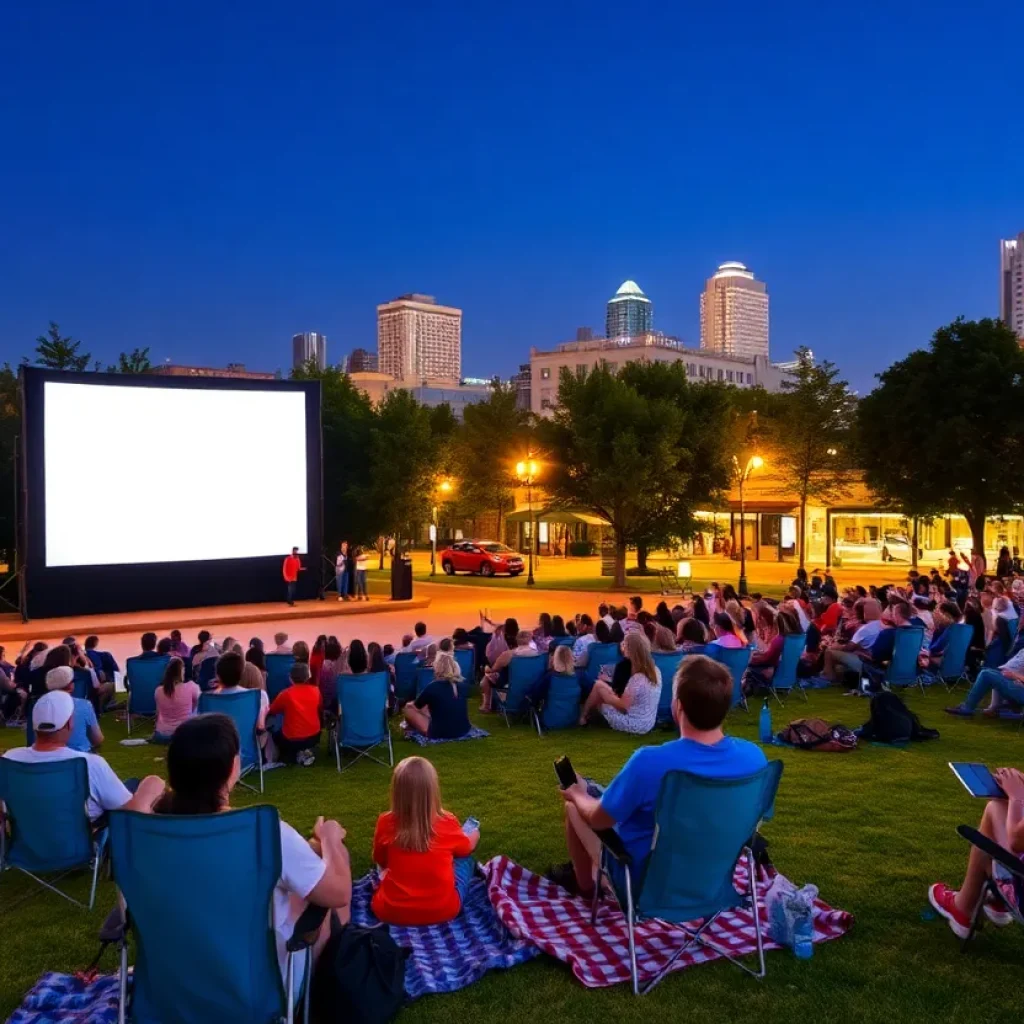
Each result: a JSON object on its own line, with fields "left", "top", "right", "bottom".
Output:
{"left": 505, "top": 508, "right": 609, "bottom": 557}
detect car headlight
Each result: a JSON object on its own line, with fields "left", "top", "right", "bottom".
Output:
{"left": 492, "top": 555, "right": 503, "bottom": 562}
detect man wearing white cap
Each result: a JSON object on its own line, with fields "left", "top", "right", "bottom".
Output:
{"left": 44, "top": 665, "right": 104, "bottom": 753}
{"left": 2, "top": 691, "right": 152, "bottom": 821}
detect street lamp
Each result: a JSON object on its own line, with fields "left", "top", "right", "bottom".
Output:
{"left": 732, "top": 453, "right": 764, "bottom": 598}
{"left": 430, "top": 477, "right": 454, "bottom": 577}
{"left": 515, "top": 456, "right": 540, "bottom": 586}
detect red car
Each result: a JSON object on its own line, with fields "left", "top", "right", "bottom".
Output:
{"left": 439, "top": 540, "right": 525, "bottom": 577}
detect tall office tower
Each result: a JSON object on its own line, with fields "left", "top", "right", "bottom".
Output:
{"left": 347, "top": 347, "right": 378, "bottom": 372}
{"left": 699, "top": 261, "right": 769, "bottom": 358}
{"left": 377, "top": 294, "right": 462, "bottom": 382}
{"left": 605, "top": 280, "right": 653, "bottom": 339}
{"left": 1001, "top": 234, "right": 1024, "bottom": 341}
{"left": 292, "top": 331, "right": 327, "bottom": 371}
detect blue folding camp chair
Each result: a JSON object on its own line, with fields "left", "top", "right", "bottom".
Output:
{"left": 653, "top": 651, "right": 684, "bottom": 724}
{"left": 416, "top": 666, "right": 435, "bottom": 696}
{"left": 72, "top": 668, "right": 92, "bottom": 702}
{"left": 453, "top": 647, "right": 475, "bottom": 684}
{"left": 124, "top": 654, "right": 170, "bottom": 735}
{"left": 393, "top": 652, "right": 418, "bottom": 704}
{"left": 266, "top": 654, "right": 296, "bottom": 702}
{"left": 767, "top": 633, "right": 808, "bottom": 705}
{"left": 538, "top": 672, "right": 581, "bottom": 733}
{"left": 0, "top": 757, "right": 107, "bottom": 909}
{"left": 495, "top": 654, "right": 547, "bottom": 728}
{"left": 336, "top": 671, "right": 393, "bottom": 772}
{"left": 196, "top": 655, "right": 220, "bottom": 692}
{"left": 199, "top": 690, "right": 265, "bottom": 793}
{"left": 707, "top": 645, "right": 754, "bottom": 711}
{"left": 548, "top": 636, "right": 574, "bottom": 651}
{"left": 933, "top": 622, "right": 973, "bottom": 693}
{"left": 581, "top": 642, "right": 621, "bottom": 689}
{"left": 865, "top": 626, "right": 925, "bottom": 694}
{"left": 592, "top": 761, "right": 783, "bottom": 995}
{"left": 954, "top": 823, "right": 1024, "bottom": 948}
{"left": 108, "top": 805, "right": 323, "bottom": 1024}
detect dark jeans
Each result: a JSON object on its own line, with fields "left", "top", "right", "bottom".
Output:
{"left": 273, "top": 731, "right": 320, "bottom": 763}
{"left": 286, "top": 581, "right": 296, "bottom": 605}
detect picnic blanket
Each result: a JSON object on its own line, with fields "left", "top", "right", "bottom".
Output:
{"left": 350, "top": 865, "right": 539, "bottom": 999}
{"left": 7, "top": 972, "right": 120, "bottom": 1024}
{"left": 402, "top": 724, "right": 490, "bottom": 746}
{"left": 485, "top": 855, "right": 852, "bottom": 988}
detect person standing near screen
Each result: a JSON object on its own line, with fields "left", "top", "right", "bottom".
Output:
{"left": 336, "top": 541, "right": 349, "bottom": 602}
{"left": 283, "top": 547, "right": 304, "bottom": 606}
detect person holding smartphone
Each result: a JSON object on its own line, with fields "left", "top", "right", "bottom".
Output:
{"left": 929, "top": 767, "right": 1024, "bottom": 938}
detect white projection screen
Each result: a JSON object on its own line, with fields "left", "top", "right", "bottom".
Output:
{"left": 21, "top": 369, "right": 322, "bottom": 617}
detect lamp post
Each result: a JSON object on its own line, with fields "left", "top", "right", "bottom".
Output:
{"left": 430, "top": 477, "right": 454, "bottom": 577}
{"left": 732, "top": 454, "right": 764, "bottom": 597}
{"left": 515, "top": 456, "right": 540, "bottom": 586}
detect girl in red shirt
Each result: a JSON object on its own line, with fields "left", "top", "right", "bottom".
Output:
{"left": 371, "top": 756, "right": 479, "bottom": 926}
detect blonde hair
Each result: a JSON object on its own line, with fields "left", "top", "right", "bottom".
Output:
{"left": 623, "top": 631, "right": 658, "bottom": 685}
{"left": 652, "top": 625, "right": 677, "bottom": 653}
{"left": 551, "top": 645, "right": 575, "bottom": 674}
{"left": 432, "top": 652, "right": 462, "bottom": 693}
{"left": 390, "top": 756, "right": 442, "bottom": 853}
{"left": 239, "top": 662, "right": 265, "bottom": 691}
{"left": 724, "top": 600, "right": 746, "bottom": 632}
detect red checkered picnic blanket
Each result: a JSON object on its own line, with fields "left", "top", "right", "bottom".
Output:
{"left": 483, "top": 855, "right": 853, "bottom": 988}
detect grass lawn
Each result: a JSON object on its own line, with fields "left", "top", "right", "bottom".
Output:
{"left": 1, "top": 689, "right": 1022, "bottom": 1023}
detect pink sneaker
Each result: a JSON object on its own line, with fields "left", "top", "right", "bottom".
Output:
{"left": 984, "top": 891, "right": 1014, "bottom": 927}
{"left": 928, "top": 883, "right": 972, "bottom": 939}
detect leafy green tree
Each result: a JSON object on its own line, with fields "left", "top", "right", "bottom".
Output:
{"left": 34, "top": 322, "right": 91, "bottom": 371}
{"left": 858, "top": 318, "right": 1024, "bottom": 556}
{"left": 108, "top": 347, "right": 152, "bottom": 373}
{"left": 0, "top": 363, "right": 20, "bottom": 559}
{"left": 767, "top": 348, "right": 857, "bottom": 569}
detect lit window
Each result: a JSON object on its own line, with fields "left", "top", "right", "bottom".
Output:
{"left": 541, "top": 367, "right": 551, "bottom": 379}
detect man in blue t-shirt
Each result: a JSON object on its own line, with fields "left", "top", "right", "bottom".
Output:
{"left": 559, "top": 654, "right": 767, "bottom": 897}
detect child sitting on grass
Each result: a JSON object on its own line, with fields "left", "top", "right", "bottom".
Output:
{"left": 267, "top": 662, "right": 321, "bottom": 766}
{"left": 371, "top": 756, "right": 479, "bottom": 926}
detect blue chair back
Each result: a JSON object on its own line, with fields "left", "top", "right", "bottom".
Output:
{"left": 0, "top": 757, "right": 93, "bottom": 872}
{"left": 393, "top": 653, "right": 418, "bottom": 703}
{"left": 637, "top": 761, "right": 783, "bottom": 923}
{"left": 540, "top": 673, "right": 580, "bottom": 730}
{"left": 504, "top": 655, "right": 547, "bottom": 715}
{"left": 887, "top": 627, "right": 924, "bottom": 686}
{"left": 453, "top": 647, "right": 475, "bottom": 683}
{"left": 583, "top": 642, "right": 621, "bottom": 686}
{"left": 653, "top": 651, "right": 685, "bottom": 723}
{"left": 549, "top": 636, "right": 574, "bottom": 650}
{"left": 108, "top": 806, "right": 287, "bottom": 1022}
{"left": 197, "top": 655, "right": 220, "bottom": 692}
{"left": 772, "top": 633, "right": 807, "bottom": 692}
{"left": 125, "top": 655, "right": 170, "bottom": 717}
{"left": 265, "top": 654, "right": 295, "bottom": 702}
{"left": 707, "top": 645, "right": 753, "bottom": 707}
{"left": 938, "top": 622, "right": 972, "bottom": 681}
{"left": 416, "top": 666, "right": 435, "bottom": 696}
{"left": 72, "top": 668, "right": 92, "bottom": 701}
{"left": 338, "top": 672, "right": 389, "bottom": 748}
{"left": 198, "top": 690, "right": 261, "bottom": 774}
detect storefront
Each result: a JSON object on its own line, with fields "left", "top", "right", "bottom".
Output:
{"left": 504, "top": 508, "right": 609, "bottom": 557}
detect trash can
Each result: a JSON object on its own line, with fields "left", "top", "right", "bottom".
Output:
{"left": 390, "top": 556, "right": 413, "bottom": 601}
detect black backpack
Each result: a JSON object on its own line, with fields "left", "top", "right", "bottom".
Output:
{"left": 311, "top": 921, "right": 408, "bottom": 1024}
{"left": 860, "top": 690, "right": 939, "bottom": 744}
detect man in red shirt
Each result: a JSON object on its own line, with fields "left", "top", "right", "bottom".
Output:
{"left": 282, "top": 547, "right": 303, "bottom": 606}
{"left": 813, "top": 585, "right": 842, "bottom": 635}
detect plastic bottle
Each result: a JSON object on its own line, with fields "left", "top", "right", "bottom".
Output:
{"left": 789, "top": 885, "right": 818, "bottom": 959}
{"left": 759, "top": 699, "right": 773, "bottom": 745}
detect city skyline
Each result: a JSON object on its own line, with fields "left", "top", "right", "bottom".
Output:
{"left": 2, "top": 4, "right": 1023, "bottom": 394}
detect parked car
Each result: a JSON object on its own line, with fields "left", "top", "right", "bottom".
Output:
{"left": 439, "top": 540, "right": 525, "bottom": 577}
{"left": 833, "top": 532, "right": 913, "bottom": 564}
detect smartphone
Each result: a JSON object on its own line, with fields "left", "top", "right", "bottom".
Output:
{"left": 553, "top": 755, "right": 577, "bottom": 790}
{"left": 462, "top": 816, "right": 480, "bottom": 835}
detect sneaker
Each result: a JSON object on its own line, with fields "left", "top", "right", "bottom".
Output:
{"left": 944, "top": 704, "right": 975, "bottom": 717}
{"left": 928, "top": 883, "right": 972, "bottom": 939}
{"left": 297, "top": 750, "right": 315, "bottom": 767}
{"left": 984, "top": 892, "right": 1014, "bottom": 927}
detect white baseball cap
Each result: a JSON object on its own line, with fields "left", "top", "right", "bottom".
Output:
{"left": 32, "top": 690, "right": 75, "bottom": 733}
{"left": 46, "top": 665, "right": 75, "bottom": 691}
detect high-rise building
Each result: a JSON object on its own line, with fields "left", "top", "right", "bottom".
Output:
{"left": 511, "top": 362, "right": 531, "bottom": 410}
{"left": 377, "top": 294, "right": 461, "bottom": 382}
{"left": 347, "top": 347, "right": 378, "bottom": 372}
{"left": 699, "top": 262, "right": 769, "bottom": 359}
{"left": 292, "top": 331, "right": 327, "bottom": 371}
{"left": 605, "top": 281, "right": 653, "bottom": 339}
{"left": 1001, "top": 234, "right": 1024, "bottom": 341}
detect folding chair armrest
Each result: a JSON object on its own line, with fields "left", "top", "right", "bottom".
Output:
{"left": 596, "top": 827, "right": 632, "bottom": 866}
{"left": 957, "top": 824, "right": 1024, "bottom": 878}
{"left": 286, "top": 903, "right": 330, "bottom": 952}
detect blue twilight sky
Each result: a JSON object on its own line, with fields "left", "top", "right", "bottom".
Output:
{"left": 2, "top": 1, "right": 1023, "bottom": 393}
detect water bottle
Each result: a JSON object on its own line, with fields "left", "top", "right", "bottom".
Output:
{"left": 759, "top": 699, "right": 773, "bottom": 745}
{"left": 792, "top": 904, "right": 814, "bottom": 959}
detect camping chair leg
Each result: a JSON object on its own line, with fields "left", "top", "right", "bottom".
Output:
{"left": 532, "top": 708, "right": 544, "bottom": 738}
{"left": 14, "top": 867, "right": 92, "bottom": 909}
{"left": 88, "top": 850, "right": 101, "bottom": 910}
{"left": 386, "top": 722, "right": 394, "bottom": 767}
{"left": 334, "top": 735, "right": 342, "bottom": 773}
{"left": 258, "top": 744, "right": 265, "bottom": 793}
{"left": 747, "top": 847, "right": 767, "bottom": 979}
{"left": 302, "top": 947, "right": 312, "bottom": 1024}
{"left": 118, "top": 936, "right": 129, "bottom": 1024}
{"left": 768, "top": 687, "right": 786, "bottom": 707}
{"left": 622, "top": 869, "right": 639, "bottom": 996}
{"left": 961, "top": 883, "right": 990, "bottom": 951}
{"left": 286, "top": 952, "right": 295, "bottom": 1024}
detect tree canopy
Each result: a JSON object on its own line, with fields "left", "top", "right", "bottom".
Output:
{"left": 108, "top": 347, "right": 153, "bottom": 373}
{"left": 34, "top": 322, "right": 91, "bottom": 371}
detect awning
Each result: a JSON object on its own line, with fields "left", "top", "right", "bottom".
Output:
{"left": 505, "top": 508, "right": 609, "bottom": 526}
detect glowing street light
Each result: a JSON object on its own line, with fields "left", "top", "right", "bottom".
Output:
{"left": 430, "top": 476, "right": 455, "bottom": 576}
{"left": 516, "top": 456, "right": 541, "bottom": 586}
{"left": 732, "top": 454, "right": 764, "bottom": 597}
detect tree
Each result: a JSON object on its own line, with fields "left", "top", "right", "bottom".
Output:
{"left": 768, "top": 348, "right": 857, "bottom": 569}
{"left": 34, "top": 322, "right": 91, "bottom": 371}
{"left": 108, "top": 347, "right": 152, "bottom": 373}
{"left": 539, "top": 363, "right": 730, "bottom": 587}
{"left": 0, "top": 363, "right": 19, "bottom": 559}
{"left": 857, "top": 318, "right": 1024, "bottom": 556}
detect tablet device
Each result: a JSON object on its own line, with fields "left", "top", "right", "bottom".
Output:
{"left": 949, "top": 762, "right": 1005, "bottom": 799}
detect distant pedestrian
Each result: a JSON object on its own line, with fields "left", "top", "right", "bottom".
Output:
{"left": 282, "top": 547, "right": 304, "bottom": 606}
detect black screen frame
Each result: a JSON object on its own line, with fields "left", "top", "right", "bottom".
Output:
{"left": 20, "top": 367, "right": 322, "bottom": 619}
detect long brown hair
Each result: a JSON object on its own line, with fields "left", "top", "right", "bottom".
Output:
{"left": 623, "top": 631, "right": 658, "bottom": 686}
{"left": 161, "top": 656, "right": 184, "bottom": 698}
{"left": 389, "top": 756, "right": 442, "bottom": 853}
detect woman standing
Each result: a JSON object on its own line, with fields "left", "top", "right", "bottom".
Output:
{"left": 354, "top": 547, "right": 369, "bottom": 601}
{"left": 336, "top": 541, "right": 350, "bottom": 601}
